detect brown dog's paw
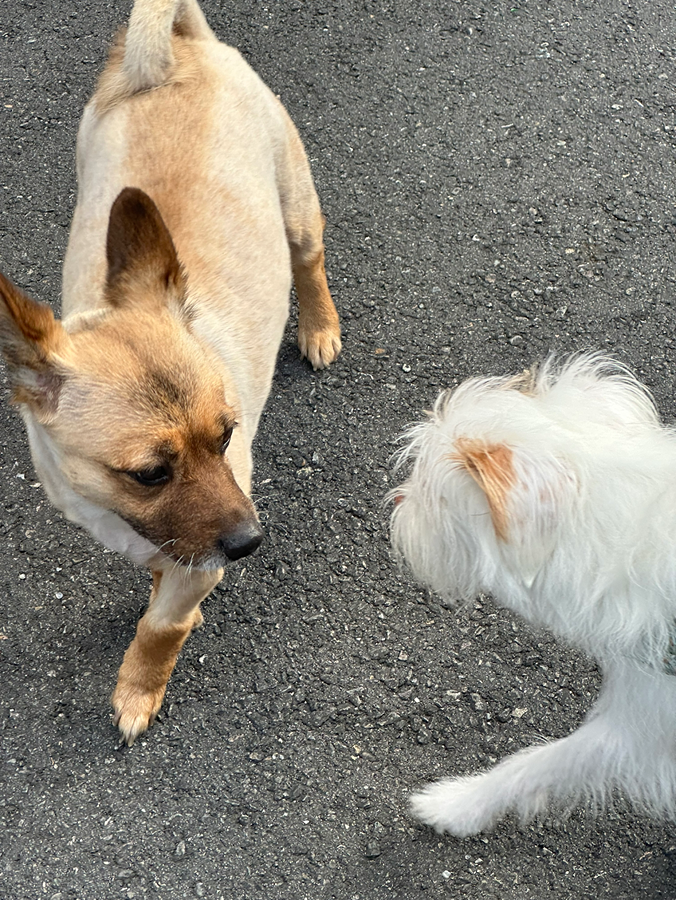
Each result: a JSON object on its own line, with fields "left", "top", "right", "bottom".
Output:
{"left": 111, "top": 682, "right": 165, "bottom": 746}
{"left": 298, "top": 322, "right": 342, "bottom": 370}
{"left": 191, "top": 606, "right": 204, "bottom": 630}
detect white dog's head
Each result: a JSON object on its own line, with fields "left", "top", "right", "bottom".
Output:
{"left": 391, "top": 355, "right": 674, "bottom": 654}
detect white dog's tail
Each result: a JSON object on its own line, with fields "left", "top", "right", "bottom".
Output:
{"left": 123, "top": 0, "right": 215, "bottom": 93}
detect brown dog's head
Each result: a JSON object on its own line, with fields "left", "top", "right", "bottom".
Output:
{"left": 0, "top": 188, "right": 262, "bottom": 568}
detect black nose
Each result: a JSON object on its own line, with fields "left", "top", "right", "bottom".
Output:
{"left": 218, "top": 520, "right": 264, "bottom": 561}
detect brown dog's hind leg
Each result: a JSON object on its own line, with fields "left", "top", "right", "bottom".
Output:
{"left": 112, "top": 566, "right": 222, "bottom": 745}
{"left": 277, "top": 121, "right": 341, "bottom": 369}
{"left": 293, "top": 231, "right": 342, "bottom": 370}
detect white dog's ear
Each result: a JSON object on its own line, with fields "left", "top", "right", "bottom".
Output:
{"left": 0, "top": 271, "right": 68, "bottom": 418}
{"left": 452, "top": 437, "right": 575, "bottom": 585}
{"left": 452, "top": 438, "right": 515, "bottom": 541}
{"left": 104, "top": 187, "right": 188, "bottom": 316}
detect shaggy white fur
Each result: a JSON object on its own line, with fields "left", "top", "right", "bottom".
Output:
{"left": 391, "top": 354, "right": 676, "bottom": 836}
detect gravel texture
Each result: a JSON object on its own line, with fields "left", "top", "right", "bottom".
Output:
{"left": 2, "top": 1, "right": 676, "bottom": 898}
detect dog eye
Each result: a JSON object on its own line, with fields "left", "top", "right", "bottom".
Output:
{"left": 128, "top": 465, "right": 170, "bottom": 487}
{"left": 221, "top": 427, "right": 234, "bottom": 454}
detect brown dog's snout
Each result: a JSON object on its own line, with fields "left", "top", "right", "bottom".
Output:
{"left": 218, "top": 518, "right": 264, "bottom": 561}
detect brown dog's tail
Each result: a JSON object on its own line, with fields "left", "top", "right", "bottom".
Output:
{"left": 122, "top": 0, "right": 215, "bottom": 93}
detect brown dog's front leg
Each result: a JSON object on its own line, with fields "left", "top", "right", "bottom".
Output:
{"left": 112, "top": 566, "right": 222, "bottom": 745}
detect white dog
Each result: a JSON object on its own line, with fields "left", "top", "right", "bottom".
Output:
{"left": 391, "top": 354, "right": 676, "bottom": 836}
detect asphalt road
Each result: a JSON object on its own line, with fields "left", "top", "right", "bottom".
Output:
{"left": 2, "top": 1, "right": 676, "bottom": 898}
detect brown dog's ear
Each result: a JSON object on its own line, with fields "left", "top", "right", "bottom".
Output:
{"left": 105, "top": 187, "right": 188, "bottom": 312}
{"left": 452, "top": 438, "right": 515, "bottom": 540}
{"left": 0, "top": 271, "right": 67, "bottom": 416}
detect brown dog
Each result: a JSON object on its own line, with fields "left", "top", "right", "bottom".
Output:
{"left": 0, "top": 0, "right": 340, "bottom": 744}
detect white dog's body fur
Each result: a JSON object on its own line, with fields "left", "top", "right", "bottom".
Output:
{"left": 391, "top": 355, "right": 676, "bottom": 836}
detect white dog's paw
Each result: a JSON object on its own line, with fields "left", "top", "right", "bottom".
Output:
{"left": 409, "top": 775, "right": 502, "bottom": 838}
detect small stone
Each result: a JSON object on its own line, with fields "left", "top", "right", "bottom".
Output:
{"left": 175, "top": 841, "right": 186, "bottom": 858}
{"left": 314, "top": 708, "right": 333, "bottom": 726}
{"left": 249, "top": 749, "right": 265, "bottom": 762}
{"left": 365, "top": 839, "right": 381, "bottom": 859}
{"left": 378, "top": 711, "right": 401, "bottom": 727}
{"left": 416, "top": 728, "right": 430, "bottom": 745}
{"left": 195, "top": 883, "right": 205, "bottom": 897}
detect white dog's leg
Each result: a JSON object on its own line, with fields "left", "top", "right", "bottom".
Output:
{"left": 411, "top": 659, "right": 676, "bottom": 836}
